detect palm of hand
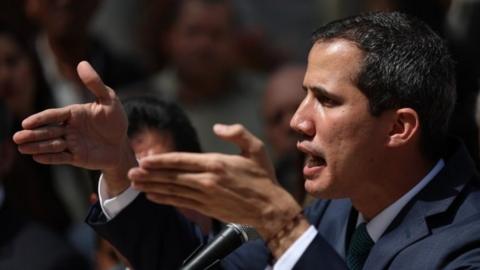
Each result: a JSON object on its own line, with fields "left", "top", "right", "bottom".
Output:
{"left": 64, "top": 98, "right": 128, "bottom": 170}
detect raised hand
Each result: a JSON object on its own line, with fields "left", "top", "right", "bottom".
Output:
{"left": 128, "top": 124, "right": 305, "bottom": 243}
{"left": 13, "top": 61, "right": 136, "bottom": 195}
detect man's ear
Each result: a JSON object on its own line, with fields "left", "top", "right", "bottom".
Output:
{"left": 387, "top": 108, "right": 419, "bottom": 148}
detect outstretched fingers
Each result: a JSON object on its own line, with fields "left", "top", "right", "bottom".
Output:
{"left": 138, "top": 152, "right": 225, "bottom": 172}
{"left": 129, "top": 167, "right": 215, "bottom": 190}
{"left": 13, "top": 126, "right": 65, "bottom": 144}
{"left": 19, "top": 107, "right": 71, "bottom": 130}
{"left": 130, "top": 169, "right": 210, "bottom": 211}
{"left": 17, "top": 138, "right": 67, "bottom": 155}
{"left": 213, "top": 123, "right": 276, "bottom": 179}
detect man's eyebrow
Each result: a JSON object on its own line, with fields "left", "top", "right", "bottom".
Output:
{"left": 302, "top": 85, "right": 342, "bottom": 100}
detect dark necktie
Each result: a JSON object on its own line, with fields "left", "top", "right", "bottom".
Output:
{"left": 346, "top": 223, "right": 374, "bottom": 270}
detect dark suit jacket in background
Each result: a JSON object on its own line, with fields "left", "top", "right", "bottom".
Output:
{"left": 87, "top": 140, "right": 480, "bottom": 269}
{"left": 0, "top": 203, "right": 88, "bottom": 270}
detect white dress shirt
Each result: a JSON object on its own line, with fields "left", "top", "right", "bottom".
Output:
{"left": 99, "top": 159, "right": 445, "bottom": 269}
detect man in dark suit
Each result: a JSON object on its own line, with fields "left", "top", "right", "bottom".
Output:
{"left": 13, "top": 12, "right": 480, "bottom": 269}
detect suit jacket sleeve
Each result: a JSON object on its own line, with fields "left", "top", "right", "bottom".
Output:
{"left": 222, "top": 199, "right": 349, "bottom": 270}
{"left": 86, "top": 193, "right": 202, "bottom": 270}
{"left": 289, "top": 200, "right": 348, "bottom": 270}
{"left": 220, "top": 232, "right": 348, "bottom": 270}
{"left": 87, "top": 193, "right": 349, "bottom": 270}
{"left": 291, "top": 234, "right": 348, "bottom": 270}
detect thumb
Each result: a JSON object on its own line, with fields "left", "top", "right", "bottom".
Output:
{"left": 213, "top": 123, "right": 276, "bottom": 180}
{"left": 77, "top": 61, "right": 115, "bottom": 102}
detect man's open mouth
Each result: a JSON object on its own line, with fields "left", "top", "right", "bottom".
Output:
{"left": 303, "top": 153, "right": 327, "bottom": 179}
{"left": 304, "top": 154, "right": 326, "bottom": 168}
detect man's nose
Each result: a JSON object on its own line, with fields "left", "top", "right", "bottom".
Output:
{"left": 290, "top": 100, "right": 315, "bottom": 137}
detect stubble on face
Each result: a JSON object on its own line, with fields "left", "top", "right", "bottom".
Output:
{"left": 293, "top": 40, "right": 389, "bottom": 200}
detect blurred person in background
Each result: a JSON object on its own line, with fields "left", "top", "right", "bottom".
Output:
{"left": 24, "top": 0, "right": 146, "bottom": 107}
{"left": 0, "top": 102, "right": 88, "bottom": 269}
{"left": 450, "top": 0, "right": 480, "bottom": 159}
{"left": 124, "top": 96, "right": 219, "bottom": 235}
{"left": 134, "top": 0, "right": 265, "bottom": 154}
{"left": 0, "top": 22, "right": 74, "bottom": 234}
{"left": 0, "top": 22, "right": 52, "bottom": 123}
{"left": 23, "top": 1, "right": 149, "bottom": 261}
{"left": 262, "top": 65, "right": 307, "bottom": 204}
{"left": 95, "top": 96, "right": 219, "bottom": 269}
{"left": 0, "top": 21, "right": 94, "bottom": 266}
{"left": 446, "top": 0, "right": 480, "bottom": 164}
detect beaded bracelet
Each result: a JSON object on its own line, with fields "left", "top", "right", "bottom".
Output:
{"left": 265, "top": 210, "right": 305, "bottom": 245}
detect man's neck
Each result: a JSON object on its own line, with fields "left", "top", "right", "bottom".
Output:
{"left": 352, "top": 155, "right": 437, "bottom": 221}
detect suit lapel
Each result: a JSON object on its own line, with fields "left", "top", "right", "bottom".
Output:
{"left": 363, "top": 142, "right": 475, "bottom": 270}
{"left": 316, "top": 199, "right": 353, "bottom": 258}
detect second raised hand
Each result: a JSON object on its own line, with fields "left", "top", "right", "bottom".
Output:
{"left": 13, "top": 61, "right": 136, "bottom": 195}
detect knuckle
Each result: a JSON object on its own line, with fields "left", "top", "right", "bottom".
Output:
{"left": 233, "top": 124, "right": 245, "bottom": 135}
{"left": 207, "top": 155, "right": 225, "bottom": 173}
{"left": 248, "top": 138, "right": 265, "bottom": 153}
{"left": 232, "top": 123, "right": 244, "bottom": 131}
{"left": 202, "top": 179, "right": 214, "bottom": 189}
{"left": 202, "top": 176, "right": 217, "bottom": 189}
{"left": 53, "top": 139, "right": 63, "bottom": 149}
{"left": 45, "top": 140, "right": 57, "bottom": 151}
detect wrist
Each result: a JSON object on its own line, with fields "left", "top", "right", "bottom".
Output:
{"left": 102, "top": 142, "right": 137, "bottom": 197}
{"left": 254, "top": 190, "right": 309, "bottom": 259}
{"left": 265, "top": 213, "right": 310, "bottom": 259}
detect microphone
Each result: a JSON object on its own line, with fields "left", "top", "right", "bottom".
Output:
{"left": 181, "top": 223, "right": 259, "bottom": 270}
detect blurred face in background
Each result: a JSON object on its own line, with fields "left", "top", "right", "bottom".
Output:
{"left": 166, "top": 0, "right": 235, "bottom": 81}
{"left": 262, "top": 66, "right": 305, "bottom": 159}
{"left": 130, "top": 128, "right": 175, "bottom": 159}
{"left": 25, "top": 0, "right": 100, "bottom": 38}
{"left": 129, "top": 127, "right": 212, "bottom": 234}
{"left": 0, "top": 34, "right": 36, "bottom": 118}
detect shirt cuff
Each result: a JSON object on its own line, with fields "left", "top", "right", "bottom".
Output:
{"left": 98, "top": 174, "right": 140, "bottom": 220}
{"left": 271, "top": 225, "right": 318, "bottom": 270}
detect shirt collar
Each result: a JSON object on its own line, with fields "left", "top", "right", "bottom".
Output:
{"left": 358, "top": 159, "right": 445, "bottom": 242}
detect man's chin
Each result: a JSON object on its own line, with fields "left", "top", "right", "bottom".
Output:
{"left": 304, "top": 179, "right": 342, "bottom": 199}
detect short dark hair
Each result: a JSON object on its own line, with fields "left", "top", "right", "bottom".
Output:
{"left": 312, "top": 12, "right": 456, "bottom": 160}
{"left": 123, "top": 96, "right": 202, "bottom": 153}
